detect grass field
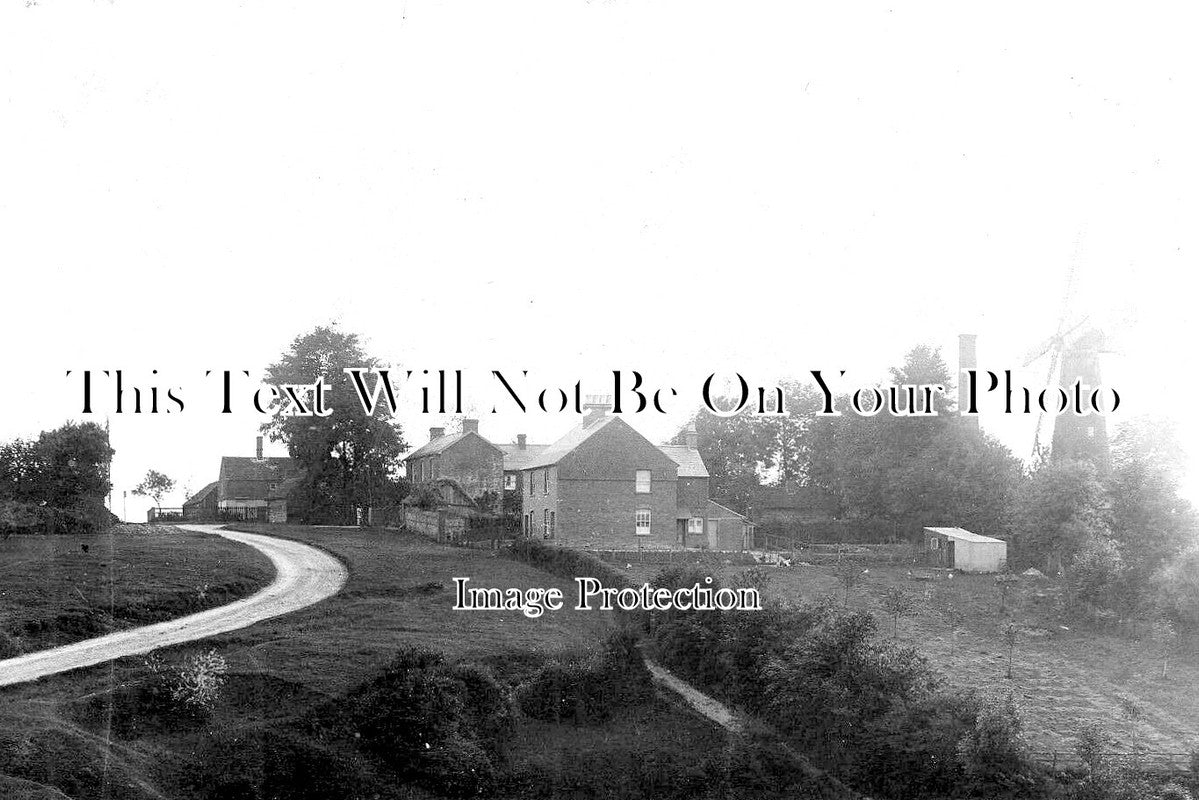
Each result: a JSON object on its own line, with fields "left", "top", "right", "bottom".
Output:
{"left": 0, "top": 524, "right": 734, "bottom": 800}
{"left": 0, "top": 524, "right": 274, "bottom": 656}
{"left": 623, "top": 556, "right": 1199, "bottom": 756}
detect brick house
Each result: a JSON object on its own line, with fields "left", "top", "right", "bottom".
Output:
{"left": 513, "top": 402, "right": 746, "bottom": 550}
{"left": 404, "top": 419, "right": 505, "bottom": 509}
{"left": 497, "top": 434, "right": 548, "bottom": 496}
{"left": 216, "top": 437, "right": 304, "bottom": 523}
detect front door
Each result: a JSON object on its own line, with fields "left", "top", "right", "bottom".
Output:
{"left": 946, "top": 540, "right": 955, "bottom": 569}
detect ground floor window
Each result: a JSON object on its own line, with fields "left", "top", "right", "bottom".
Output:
{"left": 635, "top": 509, "right": 651, "bottom": 535}
{"left": 543, "top": 509, "right": 551, "bottom": 539}
{"left": 688, "top": 517, "right": 703, "bottom": 534}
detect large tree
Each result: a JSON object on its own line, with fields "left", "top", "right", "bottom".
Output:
{"left": 1011, "top": 458, "right": 1112, "bottom": 572}
{"left": 1106, "top": 415, "right": 1197, "bottom": 579}
{"left": 261, "top": 326, "right": 407, "bottom": 525}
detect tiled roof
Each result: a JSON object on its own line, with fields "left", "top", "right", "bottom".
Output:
{"left": 497, "top": 442, "right": 550, "bottom": 472}
{"left": 658, "top": 445, "right": 709, "bottom": 478}
{"left": 404, "top": 431, "right": 502, "bottom": 461}
{"left": 219, "top": 457, "right": 300, "bottom": 483}
{"left": 707, "top": 499, "right": 750, "bottom": 522}
{"left": 923, "top": 526, "right": 1005, "bottom": 544}
{"left": 520, "top": 415, "right": 620, "bottom": 469}
{"left": 183, "top": 481, "right": 218, "bottom": 506}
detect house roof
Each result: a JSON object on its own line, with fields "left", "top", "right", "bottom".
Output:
{"left": 520, "top": 414, "right": 621, "bottom": 469}
{"left": 219, "top": 456, "right": 301, "bottom": 483}
{"left": 497, "top": 442, "right": 551, "bottom": 472}
{"left": 658, "top": 445, "right": 709, "bottom": 478}
{"left": 923, "top": 526, "right": 1005, "bottom": 544}
{"left": 183, "top": 481, "right": 218, "bottom": 507}
{"left": 707, "top": 499, "right": 750, "bottom": 522}
{"left": 404, "top": 431, "right": 502, "bottom": 461}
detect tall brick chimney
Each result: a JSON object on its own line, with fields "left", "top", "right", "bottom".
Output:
{"left": 684, "top": 424, "right": 699, "bottom": 450}
{"left": 517, "top": 434, "right": 527, "bottom": 450}
{"left": 429, "top": 426, "right": 445, "bottom": 441}
{"left": 256, "top": 435, "right": 263, "bottom": 459}
{"left": 462, "top": 418, "right": 479, "bottom": 436}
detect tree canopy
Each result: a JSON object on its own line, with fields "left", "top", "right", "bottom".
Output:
{"left": 261, "top": 326, "right": 407, "bottom": 524}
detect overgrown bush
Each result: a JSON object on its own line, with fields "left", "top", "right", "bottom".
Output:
{"left": 506, "top": 538, "right": 633, "bottom": 589}
{"left": 1154, "top": 547, "right": 1199, "bottom": 630}
{"left": 516, "top": 631, "right": 652, "bottom": 725}
{"left": 451, "top": 662, "right": 517, "bottom": 755}
{"left": 169, "top": 649, "right": 229, "bottom": 713}
{"left": 336, "top": 646, "right": 505, "bottom": 797}
{"left": 956, "top": 693, "right": 1034, "bottom": 794}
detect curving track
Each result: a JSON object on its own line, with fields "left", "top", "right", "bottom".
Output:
{"left": 0, "top": 524, "right": 347, "bottom": 688}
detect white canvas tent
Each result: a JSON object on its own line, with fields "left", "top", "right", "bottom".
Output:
{"left": 923, "top": 527, "right": 1007, "bottom": 573}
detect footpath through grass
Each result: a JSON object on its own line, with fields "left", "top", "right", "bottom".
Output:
{"left": 0, "top": 524, "right": 274, "bottom": 656}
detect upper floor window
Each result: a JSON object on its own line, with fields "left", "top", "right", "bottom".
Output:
{"left": 635, "top": 470, "right": 651, "bottom": 493}
{"left": 543, "top": 469, "right": 549, "bottom": 494}
{"left": 529, "top": 472, "right": 534, "bottom": 495}
{"left": 504, "top": 474, "right": 516, "bottom": 491}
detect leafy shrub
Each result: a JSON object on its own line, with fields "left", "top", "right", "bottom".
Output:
{"left": 506, "top": 538, "right": 633, "bottom": 589}
{"left": 956, "top": 693, "right": 1033, "bottom": 793}
{"left": 1067, "top": 536, "right": 1135, "bottom": 615}
{"left": 1154, "top": 548, "right": 1199, "bottom": 630}
{"left": 336, "top": 646, "right": 503, "bottom": 797}
{"left": 182, "top": 725, "right": 389, "bottom": 800}
{"left": 169, "top": 649, "right": 229, "bottom": 713}
{"left": 516, "top": 631, "right": 652, "bottom": 725}
{"left": 451, "top": 662, "right": 516, "bottom": 755}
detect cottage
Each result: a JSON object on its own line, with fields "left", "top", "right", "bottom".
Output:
{"left": 181, "top": 481, "right": 218, "bottom": 521}
{"left": 216, "top": 437, "right": 304, "bottom": 523}
{"left": 923, "top": 527, "right": 1007, "bottom": 573}
{"left": 404, "top": 419, "right": 504, "bottom": 509}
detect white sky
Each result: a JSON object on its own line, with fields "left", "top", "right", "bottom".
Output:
{"left": 2, "top": 2, "right": 1196, "bottom": 520}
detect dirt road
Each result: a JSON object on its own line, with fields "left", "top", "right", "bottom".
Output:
{"left": 0, "top": 524, "right": 347, "bottom": 688}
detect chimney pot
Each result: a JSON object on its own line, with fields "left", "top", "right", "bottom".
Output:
{"left": 517, "top": 434, "right": 527, "bottom": 450}
{"left": 582, "top": 394, "right": 612, "bottom": 426}
{"left": 684, "top": 425, "right": 699, "bottom": 450}
{"left": 462, "top": 418, "right": 479, "bottom": 436}
{"left": 256, "top": 436, "right": 263, "bottom": 460}
{"left": 429, "top": 427, "right": 446, "bottom": 441}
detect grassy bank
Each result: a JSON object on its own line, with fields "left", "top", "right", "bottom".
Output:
{"left": 2, "top": 525, "right": 719, "bottom": 800}
{"left": 0, "top": 524, "right": 274, "bottom": 656}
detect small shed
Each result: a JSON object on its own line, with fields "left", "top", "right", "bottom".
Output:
{"left": 923, "top": 527, "right": 1007, "bottom": 573}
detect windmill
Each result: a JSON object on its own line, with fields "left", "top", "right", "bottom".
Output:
{"left": 1020, "top": 233, "right": 1114, "bottom": 473}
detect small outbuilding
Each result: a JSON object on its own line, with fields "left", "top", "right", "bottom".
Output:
{"left": 923, "top": 527, "right": 1007, "bottom": 573}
